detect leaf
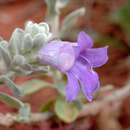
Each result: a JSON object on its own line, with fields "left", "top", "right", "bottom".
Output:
{"left": 18, "top": 103, "right": 31, "bottom": 122}
{"left": 1, "top": 76, "right": 24, "bottom": 97}
{"left": 22, "top": 33, "right": 33, "bottom": 53}
{"left": 109, "top": 2, "right": 130, "bottom": 34}
{"left": 0, "top": 40, "right": 8, "bottom": 49}
{"left": 56, "top": 81, "right": 66, "bottom": 96}
{"left": 8, "top": 28, "right": 24, "bottom": 56}
{"left": 22, "top": 79, "right": 54, "bottom": 95}
{"left": 0, "top": 45, "right": 11, "bottom": 67}
{"left": 45, "top": 0, "right": 58, "bottom": 21}
{"left": 73, "top": 100, "right": 83, "bottom": 111}
{"left": 57, "top": 0, "right": 69, "bottom": 8}
{"left": 95, "top": 34, "right": 124, "bottom": 49}
{"left": 13, "top": 55, "right": 25, "bottom": 66}
{"left": 59, "top": 7, "right": 85, "bottom": 38}
{"left": 0, "top": 92, "right": 24, "bottom": 108}
{"left": 54, "top": 98, "right": 79, "bottom": 123}
{"left": 40, "top": 100, "right": 53, "bottom": 112}
{"left": 19, "top": 103, "right": 30, "bottom": 116}
{"left": 33, "top": 33, "right": 46, "bottom": 48}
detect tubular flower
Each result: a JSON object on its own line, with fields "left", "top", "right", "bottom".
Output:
{"left": 38, "top": 32, "right": 108, "bottom": 102}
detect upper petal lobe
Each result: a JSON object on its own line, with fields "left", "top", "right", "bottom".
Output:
{"left": 82, "top": 46, "right": 108, "bottom": 68}
{"left": 78, "top": 31, "right": 93, "bottom": 52}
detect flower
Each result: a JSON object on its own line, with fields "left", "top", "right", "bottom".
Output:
{"left": 38, "top": 32, "right": 108, "bottom": 102}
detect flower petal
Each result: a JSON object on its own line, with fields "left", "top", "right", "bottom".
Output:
{"left": 78, "top": 31, "right": 93, "bottom": 52}
{"left": 71, "top": 62, "right": 100, "bottom": 101}
{"left": 82, "top": 46, "right": 108, "bottom": 68}
{"left": 77, "top": 55, "right": 92, "bottom": 69}
{"left": 66, "top": 72, "right": 80, "bottom": 102}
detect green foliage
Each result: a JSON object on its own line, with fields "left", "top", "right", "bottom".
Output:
{"left": 22, "top": 34, "right": 33, "bottom": 53}
{"left": 54, "top": 98, "right": 79, "bottom": 123}
{"left": 45, "top": 0, "right": 58, "bottom": 21}
{"left": 0, "top": 0, "right": 89, "bottom": 124}
{"left": 0, "top": 43, "right": 11, "bottom": 67}
{"left": 110, "top": 2, "right": 130, "bottom": 34}
{"left": 22, "top": 79, "right": 54, "bottom": 95}
{"left": 13, "top": 55, "right": 25, "bottom": 66}
{"left": 59, "top": 7, "right": 85, "bottom": 38}
{"left": 57, "top": 0, "right": 69, "bottom": 8}
{"left": 8, "top": 28, "right": 25, "bottom": 56}
{"left": 40, "top": 100, "right": 53, "bottom": 112}
{"left": 95, "top": 34, "right": 123, "bottom": 49}
{"left": 56, "top": 81, "right": 66, "bottom": 96}
{"left": 73, "top": 100, "right": 83, "bottom": 111}
{"left": 0, "top": 76, "right": 24, "bottom": 97}
{"left": 18, "top": 103, "right": 31, "bottom": 122}
{"left": 0, "top": 92, "right": 24, "bottom": 108}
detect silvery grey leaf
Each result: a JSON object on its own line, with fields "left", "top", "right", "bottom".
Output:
{"left": 39, "top": 22, "right": 50, "bottom": 32}
{"left": 0, "top": 92, "right": 24, "bottom": 108}
{"left": 12, "top": 66, "right": 31, "bottom": 76}
{"left": 18, "top": 103, "right": 30, "bottom": 122}
{"left": 31, "top": 24, "right": 39, "bottom": 36}
{"left": 45, "top": 0, "right": 58, "bottom": 21}
{"left": 19, "top": 103, "right": 30, "bottom": 117}
{"left": 25, "top": 21, "right": 33, "bottom": 33}
{"left": 33, "top": 33, "right": 46, "bottom": 48}
{"left": 0, "top": 40, "right": 8, "bottom": 49}
{"left": 57, "top": 0, "right": 69, "bottom": 8}
{"left": 1, "top": 76, "right": 24, "bottom": 97}
{"left": 22, "top": 33, "right": 33, "bottom": 53}
{"left": 59, "top": 7, "right": 85, "bottom": 38}
{"left": 9, "top": 28, "right": 25, "bottom": 56}
{"left": 13, "top": 55, "right": 25, "bottom": 66}
{"left": 0, "top": 45, "right": 11, "bottom": 67}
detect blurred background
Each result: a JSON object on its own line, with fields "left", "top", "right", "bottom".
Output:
{"left": 0, "top": 0, "right": 130, "bottom": 130}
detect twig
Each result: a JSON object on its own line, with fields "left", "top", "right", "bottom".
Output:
{"left": 0, "top": 112, "right": 53, "bottom": 127}
{"left": 0, "top": 84, "right": 130, "bottom": 127}
{"left": 79, "top": 84, "right": 130, "bottom": 117}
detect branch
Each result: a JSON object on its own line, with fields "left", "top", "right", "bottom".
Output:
{"left": 0, "top": 112, "right": 53, "bottom": 127}
{"left": 79, "top": 84, "right": 130, "bottom": 117}
{"left": 0, "top": 84, "right": 130, "bottom": 127}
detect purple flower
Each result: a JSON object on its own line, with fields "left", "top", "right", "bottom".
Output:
{"left": 38, "top": 32, "right": 108, "bottom": 102}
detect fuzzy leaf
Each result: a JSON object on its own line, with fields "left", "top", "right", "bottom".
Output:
{"left": 57, "top": 0, "right": 69, "bottom": 8}
{"left": 1, "top": 76, "right": 24, "bottom": 96}
{"left": 13, "top": 55, "right": 25, "bottom": 66}
{"left": 22, "top": 79, "right": 54, "bottom": 95}
{"left": 56, "top": 81, "right": 66, "bottom": 96}
{"left": 0, "top": 40, "right": 8, "bottom": 49}
{"left": 19, "top": 103, "right": 30, "bottom": 116}
{"left": 0, "top": 45, "right": 11, "bottom": 67}
{"left": 73, "top": 100, "right": 83, "bottom": 110}
{"left": 22, "top": 34, "right": 33, "bottom": 53}
{"left": 59, "top": 7, "right": 85, "bottom": 38}
{"left": 18, "top": 103, "right": 31, "bottom": 122}
{"left": 0, "top": 92, "right": 24, "bottom": 108}
{"left": 33, "top": 34, "right": 46, "bottom": 48}
{"left": 54, "top": 98, "right": 79, "bottom": 123}
{"left": 9, "top": 28, "right": 24, "bottom": 56}
{"left": 45, "top": 0, "right": 58, "bottom": 21}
